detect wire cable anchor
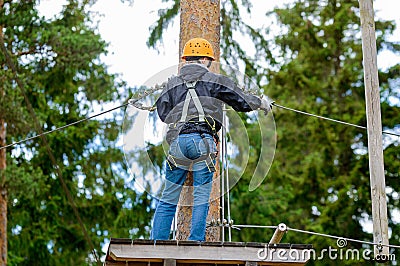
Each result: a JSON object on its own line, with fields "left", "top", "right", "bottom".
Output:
{"left": 206, "top": 218, "right": 240, "bottom": 231}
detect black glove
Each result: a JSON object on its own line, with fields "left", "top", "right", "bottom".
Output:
{"left": 259, "top": 96, "right": 274, "bottom": 114}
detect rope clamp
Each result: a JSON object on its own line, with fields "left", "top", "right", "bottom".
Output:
{"left": 377, "top": 240, "right": 383, "bottom": 253}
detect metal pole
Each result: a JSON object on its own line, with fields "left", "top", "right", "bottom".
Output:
{"left": 221, "top": 105, "right": 226, "bottom": 242}
{"left": 223, "top": 111, "right": 232, "bottom": 242}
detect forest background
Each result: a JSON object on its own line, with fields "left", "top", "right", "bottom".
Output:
{"left": 1, "top": 0, "right": 400, "bottom": 265}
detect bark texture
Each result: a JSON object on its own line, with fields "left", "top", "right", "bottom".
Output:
{"left": 0, "top": 1, "right": 8, "bottom": 261}
{"left": 177, "top": 0, "right": 221, "bottom": 242}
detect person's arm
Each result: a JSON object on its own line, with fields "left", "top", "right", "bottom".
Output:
{"left": 156, "top": 86, "right": 172, "bottom": 122}
{"left": 213, "top": 75, "right": 262, "bottom": 112}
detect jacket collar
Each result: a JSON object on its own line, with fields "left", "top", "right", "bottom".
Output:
{"left": 179, "top": 63, "right": 209, "bottom": 81}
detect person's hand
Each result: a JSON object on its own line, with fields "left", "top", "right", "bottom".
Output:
{"left": 260, "top": 96, "right": 274, "bottom": 114}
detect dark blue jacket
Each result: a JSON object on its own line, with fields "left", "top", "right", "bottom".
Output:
{"left": 156, "top": 63, "right": 261, "bottom": 133}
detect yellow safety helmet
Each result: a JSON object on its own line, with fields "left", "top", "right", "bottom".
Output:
{"left": 182, "top": 38, "right": 215, "bottom": 60}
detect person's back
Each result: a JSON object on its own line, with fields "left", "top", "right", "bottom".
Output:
{"left": 157, "top": 62, "right": 263, "bottom": 141}
{"left": 151, "top": 37, "right": 272, "bottom": 241}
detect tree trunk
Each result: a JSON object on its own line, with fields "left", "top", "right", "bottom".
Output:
{"left": 0, "top": 118, "right": 6, "bottom": 266}
{"left": 176, "top": 0, "right": 221, "bottom": 242}
{"left": 0, "top": 1, "right": 8, "bottom": 263}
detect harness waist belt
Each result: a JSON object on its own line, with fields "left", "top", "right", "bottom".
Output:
{"left": 167, "top": 153, "right": 216, "bottom": 172}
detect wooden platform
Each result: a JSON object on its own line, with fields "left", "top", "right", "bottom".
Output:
{"left": 105, "top": 238, "right": 313, "bottom": 265}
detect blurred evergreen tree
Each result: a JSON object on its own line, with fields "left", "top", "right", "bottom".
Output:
{"left": 149, "top": 0, "right": 400, "bottom": 265}
{"left": 1, "top": 1, "right": 152, "bottom": 265}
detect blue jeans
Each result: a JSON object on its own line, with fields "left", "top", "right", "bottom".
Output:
{"left": 151, "top": 133, "right": 217, "bottom": 241}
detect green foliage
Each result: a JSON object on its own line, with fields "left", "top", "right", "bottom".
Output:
{"left": 1, "top": 0, "right": 152, "bottom": 265}
{"left": 149, "top": 0, "right": 400, "bottom": 265}
{"left": 230, "top": 1, "right": 400, "bottom": 265}
{"left": 147, "top": 0, "right": 180, "bottom": 48}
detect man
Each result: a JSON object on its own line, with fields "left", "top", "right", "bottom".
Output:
{"left": 151, "top": 37, "right": 272, "bottom": 241}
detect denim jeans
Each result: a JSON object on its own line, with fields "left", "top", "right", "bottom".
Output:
{"left": 151, "top": 133, "right": 216, "bottom": 241}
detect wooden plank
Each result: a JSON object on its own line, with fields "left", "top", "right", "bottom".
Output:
{"left": 104, "top": 262, "right": 162, "bottom": 266}
{"left": 246, "top": 262, "right": 258, "bottom": 266}
{"left": 108, "top": 243, "right": 311, "bottom": 264}
{"left": 163, "top": 259, "right": 176, "bottom": 266}
{"left": 106, "top": 259, "right": 307, "bottom": 266}
{"left": 109, "top": 238, "right": 312, "bottom": 249}
{"left": 161, "top": 259, "right": 245, "bottom": 265}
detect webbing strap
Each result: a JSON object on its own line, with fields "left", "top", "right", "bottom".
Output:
{"left": 179, "top": 81, "right": 205, "bottom": 122}
{"left": 166, "top": 134, "right": 216, "bottom": 172}
{"left": 180, "top": 91, "right": 192, "bottom": 122}
{"left": 188, "top": 89, "right": 205, "bottom": 121}
{"left": 167, "top": 153, "right": 216, "bottom": 172}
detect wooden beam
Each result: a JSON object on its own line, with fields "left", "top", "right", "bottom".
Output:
{"left": 163, "top": 259, "right": 176, "bottom": 266}
{"left": 358, "top": 0, "right": 390, "bottom": 258}
{"left": 104, "top": 262, "right": 156, "bottom": 266}
{"left": 269, "top": 224, "right": 287, "bottom": 244}
{"left": 107, "top": 241, "right": 311, "bottom": 265}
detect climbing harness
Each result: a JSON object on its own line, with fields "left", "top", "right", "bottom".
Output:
{"left": 166, "top": 133, "right": 217, "bottom": 172}
{"left": 165, "top": 79, "right": 218, "bottom": 172}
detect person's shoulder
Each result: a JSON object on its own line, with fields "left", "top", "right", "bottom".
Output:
{"left": 202, "top": 71, "right": 221, "bottom": 82}
{"left": 165, "top": 75, "right": 184, "bottom": 87}
{"left": 167, "top": 75, "right": 180, "bottom": 82}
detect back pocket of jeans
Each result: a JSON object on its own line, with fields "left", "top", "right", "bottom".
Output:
{"left": 198, "top": 137, "right": 216, "bottom": 155}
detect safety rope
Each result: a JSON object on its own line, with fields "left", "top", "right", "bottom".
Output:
{"left": 272, "top": 103, "right": 400, "bottom": 138}
{"left": 128, "top": 82, "right": 165, "bottom": 111}
{"left": 222, "top": 107, "right": 233, "bottom": 242}
{"left": 117, "top": 98, "right": 400, "bottom": 139}
{"left": 3, "top": 97, "right": 399, "bottom": 151}
{"left": 286, "top": 227, "right": 400, "bottom": 249}
{"left": 130, "top": 99, "right": 400, "bottom": 139}
{"left": 0, "top": 103, "right": 128, "bottom": 151}
{"left": 0, "top": 84, "right": 164, "bottom": 151}
{"left": 208, "top": 222, "right": 400, "bottom": 249}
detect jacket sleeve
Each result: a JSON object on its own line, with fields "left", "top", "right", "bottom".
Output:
{"left": 156, "top": 86, "right": 171, "bottom": 123}
{"left": 213, "top": 74, "right": 261, "bottom": 112}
